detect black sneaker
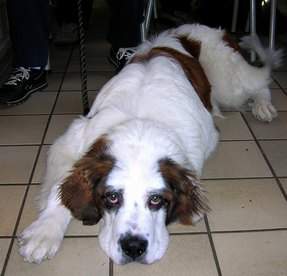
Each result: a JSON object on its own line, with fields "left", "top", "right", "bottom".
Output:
{"left": 0, "top": 67, "right": 48, "bottom": 106}
{"left": 108, "top": 47, "right": 137, "bottom": 71}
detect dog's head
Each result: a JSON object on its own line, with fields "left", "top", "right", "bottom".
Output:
{"left": 60, "top": 128, "right": 208, "bottom": 264}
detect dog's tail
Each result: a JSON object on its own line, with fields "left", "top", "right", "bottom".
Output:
{"left": 239, "top": 34, "right": 283, "bottom": 69}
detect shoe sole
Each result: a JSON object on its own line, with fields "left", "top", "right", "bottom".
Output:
{"left": 5, "top": 81, "right": 48, "bottom": 106}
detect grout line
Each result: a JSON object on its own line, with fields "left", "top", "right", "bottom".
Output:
{"left": 218, "top": 138, "right": 287, "bottom": 143}
{"left": 209, "top": 228, "right": 287, "bottom": 234}
{"left": 202, "top": 176, "right": 277, "bottom": 181}
{"left": 0, "top": 183, "right": 40, "bottom": 187}
{"left": 0, "top": 111, "right": 87, "bottom": 117}
{"left": 64, "top": 235, "right": 99, "bottom": 238}
{"left": 170, "top": 227, "right": 287, "bottom": 235}
{"left": 204, "top": 216, "right": 222, "bottom": 276}
{"left": 109, "top": 258, "right": 113, "bottom": 276}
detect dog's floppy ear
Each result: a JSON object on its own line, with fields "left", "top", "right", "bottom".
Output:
{"left": 60, "top": 136, "right": 115, "bottom": 225}
{"left": 159, "top": 158, "right": 209, "bottom": 225}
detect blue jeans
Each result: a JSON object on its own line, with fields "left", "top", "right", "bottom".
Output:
{"left": 7, "top": 0, "right": 50, "bottom": 67}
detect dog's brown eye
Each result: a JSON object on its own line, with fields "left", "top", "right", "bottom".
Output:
{"left": 105, "top": 191, "right": 123, "bottom": 210}
{"left": 148, "top": 195, "right": 164, "bottom": 210}
{"left": 107, "top": 193, "right": 120, "bottom": 205}
{"left": 150, "top": 195, "right": 161, "bottom": 205}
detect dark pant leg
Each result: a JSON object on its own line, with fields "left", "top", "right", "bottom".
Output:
{"left": 106, "top": 0, "right": 144, "bottom": 48}
{"left": 6, "top": 0, "right": 50, "bottom": 67}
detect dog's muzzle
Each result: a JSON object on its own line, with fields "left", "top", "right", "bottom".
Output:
{"left": 120, "top": 235, "right": 148, "bottom": 261}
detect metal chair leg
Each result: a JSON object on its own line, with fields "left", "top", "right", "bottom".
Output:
{"left": 250, "top": 0, "right": 256, "bottom": 62}
{"left": 141, "top": 0, "right": 157, "bottom": 42}
{"left": 269, "top": 0, "right": 277, "bottom": 51}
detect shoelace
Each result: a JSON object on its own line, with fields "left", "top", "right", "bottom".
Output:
{"left": 116, "top": 48, "right": 137, "bottom": 61}
{"left": 5, "top": 67, "right": 30, "bottom": 86}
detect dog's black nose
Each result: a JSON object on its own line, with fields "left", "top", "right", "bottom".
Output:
{"left": 120, "top": 236, "right": 148, "bottom": 260}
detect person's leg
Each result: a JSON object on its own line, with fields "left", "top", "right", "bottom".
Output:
{"left": 107, "top": 0, "right": 144, "bottom": 48}
{"left": 0, "top": 0, "right": 49, "bottom": 106}
{"left": 7, "top": 0, "right": 49, "bottom": 67}
{"left": 107, "top": 0, "right": 144, "bottom": 70}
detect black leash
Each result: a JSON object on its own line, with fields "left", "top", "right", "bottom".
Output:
{"left": 77, "top": 0, "right": 90, "bottom": 116}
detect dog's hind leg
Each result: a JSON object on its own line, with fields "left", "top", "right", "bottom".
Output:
{"left": 251, "top": 87, "right": 278, "bottom": 122}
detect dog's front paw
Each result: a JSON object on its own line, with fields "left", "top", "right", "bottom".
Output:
{"left": 18, "top": 220, "right": 64, "bottom": 264}
{"left": 252, "top": 100, "right": 278, "bottom": 122}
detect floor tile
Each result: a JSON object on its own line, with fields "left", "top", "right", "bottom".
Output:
{"left": 6, "top": 238, "right": 109, "bottom": 276}
{"left": 0, "top": 92, "right": 57, "bottom": 115}
{"left": 243, "top": 111, "right": 287, "bottom": 139}
{"left": 0, "top": 186, "right": 26, "bottom": 236}
{"left": 61, "top": 71, "right": 114, "bottom": 91}
{"left": 54, "top": 91, "right": 86, "bottom": 114}
{"left": 269, "top": 78, "right": 279, "bottom": 88}
{"left": 0, "top": 239, "right": 10, "bottom": 272}
{"left": 0, "top": 146, "right": 39, "bottom": 184}
{"left": 31, "top": 145, "right": 49, "bottom": 184}
{"left": 0, "top": 116, "right": 48, "bottom": 145}
{"left": 44, "top": 114, "right": 79, "bottom": 144}
{"left": 16, "top": 185, "right": 40, "bottom": 238}
{"left": 271, "top": 89, "right": 287, "bottom": 111}
{"left": 213, "top": 231, "right": 287, "bottom": 276}
{"left": 202, "top": 141, "right": 272, "bottom": 179}
{"left": 168, "top": 219, "right": 206, "bottom": 233}
{"left": 272, "top": 72, "right": 287, "bottom": 87}
{"left": 260, "top": 140, "right": 287, "bottom": 177}
{"left": 67, "top": 56, "right": 114, "bottom": 72}
{"left": 214, "top": 112, "right": 253, "bottom": 141}
{"left": 45, "top": 72, "right": 64, "bottom": 91}
{"left": 205, "top": 179, "right": 287, "bottom": 231}
{"left": 53, "top": 90, "right": 99, "bottom": 115}
{"left": 280, "top": 178, "right": 287, "bottom": 193}
{"left": 49, "top": 56, "right": 72, "bottom": 73}
{"left": 113, "top": 234, "right": 218, "bottom": 276}
{"left": 18, "top": 185, "right": 101, "bottom": 237}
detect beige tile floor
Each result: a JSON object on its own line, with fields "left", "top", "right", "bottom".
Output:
{"left": 1, "top": 5, "right": 287, "bottom": 276}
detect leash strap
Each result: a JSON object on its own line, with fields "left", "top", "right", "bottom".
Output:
{"left": 77, "top": 0, "right": 90, "bottom": 116}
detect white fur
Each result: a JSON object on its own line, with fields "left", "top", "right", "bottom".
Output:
{"left": 171, "top": 24, "right": 280, "bottom": 122}
{"left": 18, "top": 57, "right": 218, "bottom": 264}
{"left": 18, "top": 23, "right": 277, "bottom": 265}
{"left": 98, "top": 121, "right": 174, "bottom": 263}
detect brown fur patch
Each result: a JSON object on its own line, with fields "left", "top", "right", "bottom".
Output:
{"left": 222, "top": 32, "right": 242, "bottom": 53}
{"left": 177, "top": 35, "right": 201, "bottom": 59}
{"left": 159, "top": 158, "right": 209, "bottom": 225}
{"left": 60, "top": 136, "right": 115, "bottom": 225}
{"left": 130, "top": 46, "right": 212, "bottom": 111}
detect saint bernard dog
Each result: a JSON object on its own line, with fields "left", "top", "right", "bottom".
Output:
{"left": 18, "top": 24, "right": 281, "bottom": 264}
